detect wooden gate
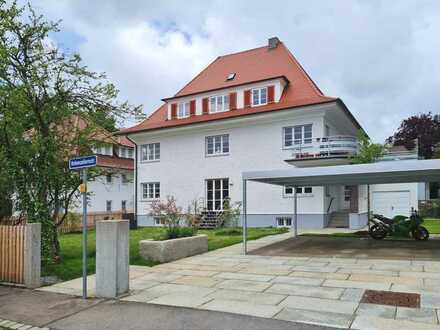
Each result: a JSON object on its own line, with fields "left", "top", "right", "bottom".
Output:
{"left": 0, "top": 225, "right": 25, "bottom": 284}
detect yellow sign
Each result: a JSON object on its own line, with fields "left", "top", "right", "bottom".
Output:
{"left": 79, "top": 183, "right": 87, "bottom": 193}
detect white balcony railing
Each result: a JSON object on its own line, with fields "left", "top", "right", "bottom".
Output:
{"left": 289, "top": 136, "right": 358, "bottom": 160}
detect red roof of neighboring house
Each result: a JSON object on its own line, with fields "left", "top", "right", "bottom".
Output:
{"left": 96, "top": 155, "right": 134, "bottom": 170}
{"left": 116, "top": 135, "right": 135, "bottom": 147}
{"left": 120, "top": 41, "right": 338, "bottom": 135}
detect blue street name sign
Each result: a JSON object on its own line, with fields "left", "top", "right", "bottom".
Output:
{"left": 69, "top": 155, "right": 97, "bottom": 170}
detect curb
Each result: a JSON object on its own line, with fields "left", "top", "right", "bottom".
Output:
{"left": 0, "top": 318, "right": 50, "bottom": 330}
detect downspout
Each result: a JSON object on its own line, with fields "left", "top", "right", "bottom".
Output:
{"left": 125, "top": 135, "right": 138, "bottom": 227}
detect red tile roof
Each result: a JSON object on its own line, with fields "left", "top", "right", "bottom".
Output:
{"left": 96, "top": 155, "right": 134, "bottom": 170}
{"left": 120, "top": 41, "right": 340, "bottom": 135}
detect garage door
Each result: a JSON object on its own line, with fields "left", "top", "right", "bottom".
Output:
{"left": 372, "top": 191, "right": 411, "bottom": 218}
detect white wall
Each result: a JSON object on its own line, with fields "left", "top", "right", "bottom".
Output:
{"left": 131, "top": 104, "right": 346, "bottom": 218}
{"left": 72, "top": 170, "right": 134, "bottom": 214}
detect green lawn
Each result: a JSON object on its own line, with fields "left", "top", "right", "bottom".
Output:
{"left": 424, "top": 219, "right": 440, "bottom": 234}
{"left": 42, "top": 227, "right": 287, "bottom": 281}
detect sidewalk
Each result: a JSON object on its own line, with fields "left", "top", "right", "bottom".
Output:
{"left": 0, "top": 286, "right": 332, "bottom": 330}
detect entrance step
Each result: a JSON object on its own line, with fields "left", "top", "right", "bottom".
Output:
{"left": 328, "top": 210, "right": 350, "bottom": 228}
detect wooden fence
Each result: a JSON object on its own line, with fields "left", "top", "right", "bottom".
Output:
{"left": 0, "top": 225, "right": 25, "bottom": 284}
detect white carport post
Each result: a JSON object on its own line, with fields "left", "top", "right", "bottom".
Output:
{"left": 292, "top": 186, "right": 298, "bottom": 237}
{"left": 242, "top": 179, "right": 248, "bottom": 255}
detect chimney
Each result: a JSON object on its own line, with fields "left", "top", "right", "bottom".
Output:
{"left": 268, "top": 37, "right": 280, "bottom": 49}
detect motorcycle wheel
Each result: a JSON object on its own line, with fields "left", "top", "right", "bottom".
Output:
{"left": 369, "top": 224, "right": 387, "bottom": 240}
{"left": 413, "top": 226, "right": 429, "bottom": 241}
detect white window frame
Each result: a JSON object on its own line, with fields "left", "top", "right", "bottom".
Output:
{"left": 154, "top": 216, "right": 166, "bottom": 226}
{"left": 209, "top": 95, "right": 229, "bottom": 113}
{"left": 142, "top": 182, "right": 160, "bottom": 200}
{"left": 205, "top": 134, "right": 229, "bottom": 156}
{"left": 128, "top": 148, "right": 134, "bottom": 159}
{"left": 141, "top": 143, "right": 160, "bottom": 162}
{"left": 283, "top": 124, "right": 313, "bottom": 148}
{"left": 276, "top": 217, "right": 292, "bottom": 228}
{"left": 178, "top": 102, "right": 190, "bottom": 118}
{"left": 206, "top": 178, "right": 229, "bottom": 211}
{"left": 283, "top": 186, "right": 313, "bottom": 198}
{"left": 252, "top": 87, "right": 268, "bottom": 106}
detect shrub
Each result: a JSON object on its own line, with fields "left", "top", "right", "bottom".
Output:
{"left": 214, "top": 228, "right": 243, "bottom": 236}
{"left": 218, "top": 198, "right": 241, "bottom": 228}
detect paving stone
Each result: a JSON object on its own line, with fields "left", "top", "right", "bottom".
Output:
{"left": 284, "top": 260, "right": 327, "bottom": 267}
{"left": 292, "top": 265, "right": 340, "bottom": 273}
{"left": 214, "top": 279, "right": 272, "bottom": 292}
{"left": 338, "top": 268, "right": 398, "bottom": 276}
{"left": 373, "top": 264, "right": 423, "bottom": 272}
{"left": 171, "top": 275, "right": 222, "bottom": 287}
{"left": 267, "top": 283, "right": 343, "bottom": 299}
{"left": 206, "top": 289, "right": 287, "bottom": 305}
{"left": 351, "top": 315, "right": 440, "bottom": 330}
{"left": 200, "top": 299, "right": 282, "bottom": 318}
{"left": 309, "top": 257, "right": 358, "bottom": 264}
{"left": 290, "top": 271, "right": 349, "bottom": 280}
{"left": 390, "top": 283, "right": 438, "bottom": 294}
{"left": 400, "top": 271, "right": 440, "bottom": 280}
{"left": 129, "top": 279, "right": 161, "bottom": 292}
{"left": 340, "top": 288, "right": 365, "bottom": 302}
{"left": 396, "top": 307, "right": 437, "bottom": 324}
{"left": 174, "top": 269, "right": 219, "bottom": 277}
{"left": 148, "top": 294, "right": 213, "bottom": 308}
{"left": 10, "top": 323, "right": 25, "bottom": 330}
{"left": 271, "top": 276, "right": 323, "bottom": 286}
{"left": 17, "top": 326, "right": 32, "bottom": 330}
{"left": 279, "top": 295, "right": 358, "bottom": 314}
{"left": 213, "top": 272, "right": 274, "bottom": 282}
{"left": 421, "top": 293, "right": 440, "bottom": 309}
{"left": 356, "top": 303, "right": 396, "bottom": 319}
{"left": 237, "top": 266, "right": 293, "bottom": 276}
{"left": 323, "top": 279, "right": 391, "bottom": 291}
{"left": 247, "top": 258, "right": 289, "bottom": 265}
{"left": 357, "top": 259, "right": 412, "bottom": 266}
{"left": 349, "top": 274, "right": 423, "bottom": 286}
{"left": 274, "top": 307, "right": 353, "bottom": 328}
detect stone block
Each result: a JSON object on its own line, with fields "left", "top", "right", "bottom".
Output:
{"left": 24, "top": 223, "right": 41, "bottom": 288}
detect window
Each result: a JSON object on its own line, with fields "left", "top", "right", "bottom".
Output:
{"left": 226, "top": 73, "right": 236, "bottom": 81}
{"left": 141, "top": 143, "right": 160, "bottom": 162}
{"left": 121, "top": 200, "right": 127, "bottom": 213}
{"left": 252, "top": 87, "right": 267, "bottom": 106}
{"left": 206, "top": 178, "right": 229, "bottom": 211}
{"left": 178, "top": 102, "right": 190, "bottom": 118}
{"left": 284, "top": 186, "right": 313, "bottom": 197}
{"left": 121, "top": 174, "right": 129, "bottom": 184}
{"left": 209, "top": 95, "right": 229, "bottom": 113}
{"left": 276, "top": 217, "right": 292, "bottom": 228}
{"left": 344, "top": 186, "right": 351, "bottom": 201}
{"left": 106, "top": 174, "right": 112, "bottom": 183}
{"left": 154, "top": 216, "right": 166, "bottom": 226}
{"left": 105, "top": 145, "right": 113, "bottom": 156}
{"left": 206, "top": 134, "right": 229, "bottom": 156}
{"left": 283, "top": 124, "right": 313, "bottom": 147}
{"left": 106, "top": 200, "right": 112, "bottom": 212}
{"left": 93, "top": 144, "right": 113, "bottom": 156}
{"left": 142, "top": 182, "right": 160, "bottom": 200}
{"left": 128, "top": 148, "right": 134, "bottom": 158}
{"left": 119, "top": 147, "right": 133, "bottom": 158}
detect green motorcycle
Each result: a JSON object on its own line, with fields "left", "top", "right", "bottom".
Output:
{"left": 368, "top": 210, "right": 429, "bottom": 240}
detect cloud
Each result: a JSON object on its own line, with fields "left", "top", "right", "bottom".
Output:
{"left": 28, "top": 0, "right": 440, "bottom": 142}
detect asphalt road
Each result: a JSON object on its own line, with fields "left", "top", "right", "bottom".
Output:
{"left": 0, "top": 286, "right": 338, "bottom": 330}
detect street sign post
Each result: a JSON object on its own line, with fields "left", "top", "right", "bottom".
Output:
{"left": 69, "top": 155, "right": 97, "bottom": 299}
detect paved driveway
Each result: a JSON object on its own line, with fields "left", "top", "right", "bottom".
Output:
{"left": 40, "top": 232, "right": 440, "bottom": 329}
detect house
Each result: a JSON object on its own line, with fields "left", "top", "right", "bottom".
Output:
{"left": 120, "top": 37, "right": 425, "bottom": 229}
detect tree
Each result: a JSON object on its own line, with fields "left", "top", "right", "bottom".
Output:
{"left": 0, "top": 1, "right": 141, "bottom": 260}
{"left": 351, "top": 130, "right": 385, "bottom": 164}
{"left": 387, "top": 112, "right": 440, "bottom": 159}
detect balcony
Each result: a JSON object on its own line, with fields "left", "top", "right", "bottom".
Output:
{"left": 284, "top": 136, "right": 359, "bottom": 167}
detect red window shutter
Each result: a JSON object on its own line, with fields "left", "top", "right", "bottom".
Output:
{"left": 268, "top": 85, "right": 275, "bottom": 103}
{"left": 171, "top": 103, "right": 177, "bottom": 119}
{"left": 229, "top": 92, "right": 237, "bottom": 110}
{"left": 244, "top": 90, "right": 251, "bottom": 107}
{"left": 202, "top": 97, "right": 209, "bottom": 114}
{"left": 189, "top": 100, "right": 196, "bottom": 116}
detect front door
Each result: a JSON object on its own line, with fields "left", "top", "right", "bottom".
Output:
{"left": 342, "top": 186, "right": 351, "bottom": 210}
{"left": 206, "top": 178, "right": 229, "bottom": 211}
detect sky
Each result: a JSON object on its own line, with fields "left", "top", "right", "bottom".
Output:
{"left": 26, "top": 0, "right": 440, "bottom": 142}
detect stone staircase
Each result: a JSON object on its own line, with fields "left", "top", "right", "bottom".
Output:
{"left": 199, "top": 210, "right": 224, "bottom": 229}
{"left": 327, "top": 210, "right": 350, "bottom": 228}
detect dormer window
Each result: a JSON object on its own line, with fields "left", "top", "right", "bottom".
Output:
{"left": 226, "top": 73, "right": 236, "bottom": 81}
{"left": 252, "top": 87, "right": 267, "bottom": 106}
{"left": 178, "top": 102, "right": 190, "bottom": 118}
{"left": 210, "top": 95, "right": 229, "bottom": 113}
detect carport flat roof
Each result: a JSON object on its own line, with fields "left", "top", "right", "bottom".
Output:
{"left": 242, "top": 159, "right": 440, "bottom": 186}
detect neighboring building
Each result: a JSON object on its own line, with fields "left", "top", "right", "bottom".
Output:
{"left": 120, "top": 37, "right": 424, "bottom": 229}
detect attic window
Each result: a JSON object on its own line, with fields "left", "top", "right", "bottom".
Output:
{"left": 226, "top": 73, "right": 236, "bottom": 81}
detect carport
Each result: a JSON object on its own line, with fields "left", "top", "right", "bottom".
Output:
{"left": 241, "top": 159, "right": 440, "bottom": 254}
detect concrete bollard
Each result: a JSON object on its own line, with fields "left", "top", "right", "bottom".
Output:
{"left": 95, "top": 220, "right": 129, "bottom": 298}
{"left": 24, "top": 223, "right": 41, "bottom": 288}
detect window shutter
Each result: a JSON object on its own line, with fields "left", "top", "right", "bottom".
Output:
{"left": 244, "top": 90, "right": 251, "bottom": 107}
{"left": 268, "top": 85, "right": 275, "bottom": 103}
{"left": 202, "top": 97, "right": 209, "bottom": 114}
{"left": 229, "top": 92, "right": 237, "bottom": 110}
{"left": 171, "top": 103, "right": 177, "bottom": 119}
{"left": 190, "top": 100, "right": 196, "bottom": 116}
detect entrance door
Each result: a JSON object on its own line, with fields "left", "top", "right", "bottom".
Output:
{"left": 372, "top": 190, "right": 411, "bottom": 218}
{"left": 206, "top": 178, "right": 229, "bottom": 211}
{"left": 342, "top": 186, "right": 352, "bottom": 210}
